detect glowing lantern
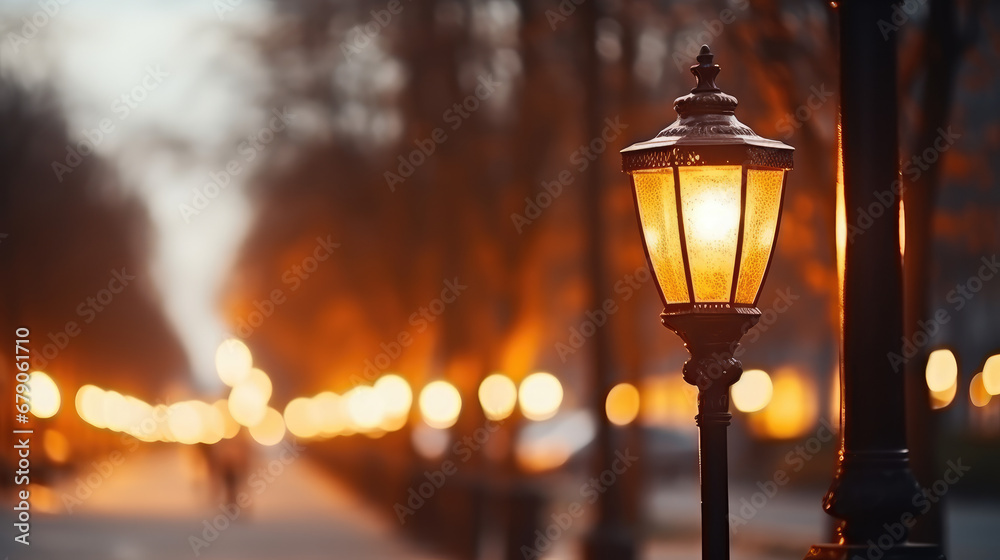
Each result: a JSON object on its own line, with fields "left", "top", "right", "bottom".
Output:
{"left": 622, "top": 48, "right": 792, "bottom": 316}
{"left": 621, "top": 45, "right": 792, "bottom": 560}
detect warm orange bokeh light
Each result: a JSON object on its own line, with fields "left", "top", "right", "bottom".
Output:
{"left": 605, "top": 383, "right": 640, "bottom": 426}
{"left": 479, "top": 373, "right": 518, "bottom": 421}
{"left": 925, "top": 349, "right": 958, "bottom": 393}
{"left": 970, "top": 372, "right": 992, "bottom": 408}
{"left": 731, "top": 369, "right": 773, "bottom": 413}
{"left": 518, "top": 372, "right": 563, "bottom": 422}
{"left": 748, "top": 368, "right": 818, "bottom": 439}
{"left": 983, "top": 355, "right": 1000, "bottom": 396}
{"left": 419, "top": 381, "right": 462, "bottom": 429}
{"left": 28, "top": 371, "right": 60, "bottom": 418}
{"left": 249, "top": 406, "right": 286, "bottom": 446}
{"left": 215, "top": 338, "right": 253, "bottom": 387}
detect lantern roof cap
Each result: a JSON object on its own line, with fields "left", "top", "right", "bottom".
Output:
{"left": 621, "top": 45, "right": 793, "bottom": 172}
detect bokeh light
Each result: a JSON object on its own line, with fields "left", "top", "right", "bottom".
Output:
{"left": 76, "top": 385, "right": 106, "bottom": 428}
{"left": 215, "top": 338, "right": 253, "bottom": 387}
{"left": 375, "top": 374, "right": 413, "bottom": 430}
{"left": 970, "top": 372, "right": 992, "bottom": 408}
{"left": 478, "top": 373, "right": 518, "bottom": 421}
{"left": 748, "top": 368, "right": 817, "bottom": 439}
{"left": 605, "top": 383, "right": 640, "bottom": 426}
{"left": 245, "top": 368, "right": 274, "bottom": 402}
{"left": 927, "top": 349, "right": 958, "bottom": 409}
{"left": 213, "top": 399, "right": 241, "bottom": 439}
{"left": 313, "top": 392, "right": 346, "bottom": 437}
{"left": 983, "top": 354, "right": 1000, "bottom": 396}
{"left": 732, "top": 369, "right": 773, "bottom": 413}
{"left": 43, "top": 429, "right": 70, "bottom": 463}
{"left": 345, "top": 386, "right": 385, "bottom": 431}
{"left": 518, "top": 372, "right": 563, "bottom": 422}
{"left": 249, "top": 406, "right": 286, "bottom": 446}
{"left": 28, "top": 371, "right": 60, "bottom": 418}
{"left": 167, "top": 401, "right": 204, "bottom": 445}
{"left": 228, "top": 383, "right": 268, "bottom": 427}
{"left": 925, "top": 349, "right": 958, "bottom": 392}
{"left": 284, "top": 397, "right": 320, "bottom": 439}
{"left": 419, "top": 381, "right": 462, "bottom": 429}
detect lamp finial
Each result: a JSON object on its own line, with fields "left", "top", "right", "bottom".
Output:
{"left": 691, "top": 45, "right": 721, "bottom": 93}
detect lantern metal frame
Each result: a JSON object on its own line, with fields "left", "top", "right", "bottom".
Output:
{"left": 620, "top": 45, "right": 793, "bottom": 560}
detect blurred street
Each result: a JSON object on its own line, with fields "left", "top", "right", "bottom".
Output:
{"left": 4, "top": 446, "right": 446, "bottom": 560}
{"left": 4, "top": 442, "right": 998, "bottom": 560}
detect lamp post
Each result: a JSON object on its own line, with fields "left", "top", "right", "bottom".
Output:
{"left": 620, "top": 45, "right": 792, "bottom": 560}
{"left": 804, "top": 1, "right": 944, "bottom": 559}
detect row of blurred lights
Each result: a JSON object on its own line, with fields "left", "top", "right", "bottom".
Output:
{"left": 925, "top": 349, "right": 1000, "bottom": 409}
{"left": 26, "top": 341, "right": 1000, "bottom": 447}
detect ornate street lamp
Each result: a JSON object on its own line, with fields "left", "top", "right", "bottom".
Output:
{"left": 621, "top": 45, "right": 792, "bottom": 560}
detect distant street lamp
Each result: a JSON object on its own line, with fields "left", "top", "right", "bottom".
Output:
{"left": 620, "top": 45, "right": 793, "bottom": 560}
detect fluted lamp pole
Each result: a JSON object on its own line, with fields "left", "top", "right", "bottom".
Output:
{"left": 620, "top": 45, "right": 793, "bottom": 560}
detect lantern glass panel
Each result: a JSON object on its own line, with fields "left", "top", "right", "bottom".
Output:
{"left": 632, "top": 169, "right": 689, "bottom": 304}
{"left": 678, "top": 165, "right": 742, "bottom": 302}
{"left": 735, "top": 168, "right": 785, "bottom": 304}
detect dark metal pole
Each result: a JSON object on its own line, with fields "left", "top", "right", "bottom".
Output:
{"left": 662, "top": 312, "right": 759, "bottom": 560}
{"left": 804, "top": 1, "right": 943, "bottom": 558}
{"left": 697, "top": 389, "right": 733, "bottom": 560}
